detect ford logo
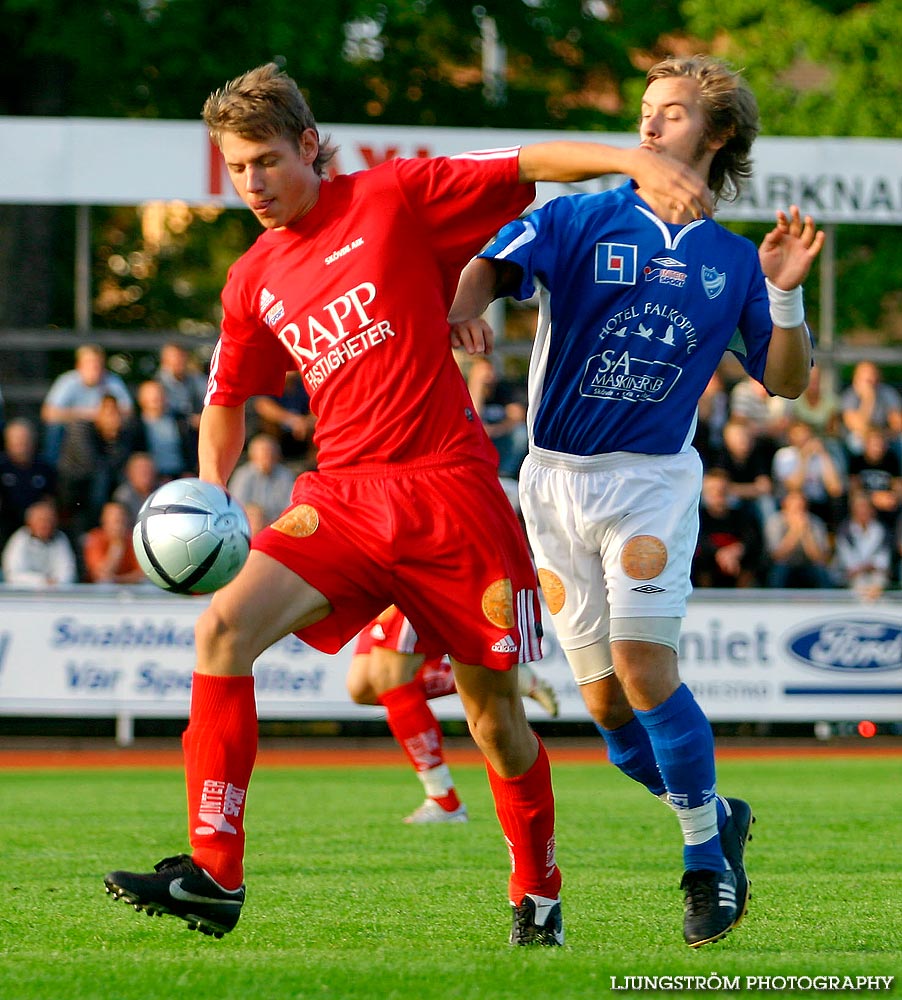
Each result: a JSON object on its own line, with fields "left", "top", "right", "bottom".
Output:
{"left": 787, "top": 619, "right": 902, "bottom": 673}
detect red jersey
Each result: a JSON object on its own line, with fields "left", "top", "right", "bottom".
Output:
{"left": 206, "top": 151, "right": 534, "bottom": 470}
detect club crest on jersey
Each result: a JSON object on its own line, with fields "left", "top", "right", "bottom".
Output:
{"left": 701, "top": 265, "right": 726, "bottom": 300}
{"left": 595, "top": 243, "right": 638, "bottom": 285}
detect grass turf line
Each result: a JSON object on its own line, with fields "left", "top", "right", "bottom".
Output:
{"left": 1, "top": 758, "right": 900, "bottom": 999}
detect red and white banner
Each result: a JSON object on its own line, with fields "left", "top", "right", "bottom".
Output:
{"left": 4, "top": 117, "right": 902, "bottom": 223}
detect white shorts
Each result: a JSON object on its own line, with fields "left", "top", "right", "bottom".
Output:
{"left": 519, "top": 449, "right": 702, "bottom": 650}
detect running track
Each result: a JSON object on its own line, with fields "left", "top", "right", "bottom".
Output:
{"left": 1, "top": 738, "right": 898, "bottom": 769}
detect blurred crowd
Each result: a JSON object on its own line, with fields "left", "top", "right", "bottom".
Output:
{"left": 1, "top": 342, "right": 901, "bottom": 600}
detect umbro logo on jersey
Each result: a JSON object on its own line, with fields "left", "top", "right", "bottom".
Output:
{"left": 644, "top": 263, "right": 687, "bottom": 287}
{"left": 492, "top": 634, "right": 518, "bottom": 653}
{"left": 651, "top": 256, "right": 684, "bottom": 268}
{"left": 632, "top": 584, "right": 666, "bottom": 594}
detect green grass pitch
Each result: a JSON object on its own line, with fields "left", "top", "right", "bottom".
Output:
{"left": 1, "top": 755, "right": 900, "bottom": 999}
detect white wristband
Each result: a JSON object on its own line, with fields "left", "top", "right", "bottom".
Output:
{"left": 766, "top": 278, "right": 805, "bottom": 328}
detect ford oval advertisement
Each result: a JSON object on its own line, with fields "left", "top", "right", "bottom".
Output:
{"left": 786, "top": 619, "right": 902, "bottom": 674}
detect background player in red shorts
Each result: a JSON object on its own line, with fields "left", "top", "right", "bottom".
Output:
{"left": 103, "top": 61, "right": 712, "bottom": 945}
{"left": 348, "top": 605, "right": 559, "bottom": 824}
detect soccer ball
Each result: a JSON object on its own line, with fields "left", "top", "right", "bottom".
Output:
{"left": 134, "top": 478, "right": 251, "bottom": 594}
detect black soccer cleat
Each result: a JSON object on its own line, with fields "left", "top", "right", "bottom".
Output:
{"left": 104, "top": 854, "right": 245, "bottom": 938}
{"left": 719, "top": 796, "right": 754, "bottom": 929}
{"left": 510, "top": 893, "right": 564, "bottom": 946}
{"left": 680, "top": 868, "right": 738, "bottom": 948}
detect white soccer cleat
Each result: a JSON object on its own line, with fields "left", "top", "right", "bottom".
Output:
{"left": 518, "top": 664, "right": 560, "bottom": 717}
{"left": 403, "top": 799, "right": 469, "bottom": 824}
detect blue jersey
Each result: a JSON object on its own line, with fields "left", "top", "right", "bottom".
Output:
{"left": 480, "top": 181, "right": 775, "bottom": 457}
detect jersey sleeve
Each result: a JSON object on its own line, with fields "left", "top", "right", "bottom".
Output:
{"left": 478, "top": 197, "right": 572, "bottom": 301}
{"left": 391, "top": 152, "right": 536, "bottom": 274}
{"left": 204, "top": 265, "right": 296, "bottom": 408}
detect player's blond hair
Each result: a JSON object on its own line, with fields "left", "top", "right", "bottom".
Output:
{"left": 647, "top": 55, "right": 759, "bottom": 203}
{"left": 202, "top": 62, "right": 337, "bottom": 176}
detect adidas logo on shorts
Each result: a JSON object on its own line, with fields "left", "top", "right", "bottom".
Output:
{"left": 491, "top": 634, "right": 518, "bottom": 653}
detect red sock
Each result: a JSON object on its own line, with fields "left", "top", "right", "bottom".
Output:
{"left": 486, "top": 737, "right": 561, "bottom": 903}
{"left": 183, "top": 673, "right": 257, "bottom": 890}
{"left": 379, "top": 680, "right": 460, "bottom": 811}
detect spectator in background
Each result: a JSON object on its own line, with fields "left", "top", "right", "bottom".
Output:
{"left": 771, "top": 419, "right": 846, "bottom": 532}
{"left": 847, "top": 425, "right": 902, "bottom": 533}
{"left": 112, "top": 452, "right": 160, "bottom": 523}
{"left": 40, "top": 344, "right": 133, "bottom": 462}
{"left": 840, "top": 360, "right": 902, "bottom": 457}
{"left": 0, "top": 418, "right": 57, "bottom": 548}
{"left": 789, "top": 363, "right": 841, "bottom": 438}
{"left": 82, "top": 500, "right": 145, "bottom": 585}
{"left": 135, "top": 379, "right": 191, "bottom": 480}
{"left": 228, "top": 433, "right": 295, "bottom": 526}
{"left": 692, "top": 469, "right": 764, "bottom": 588}
{"left": 155, "top": 342, "right": 207, "bottom": 432}
{"left": 692, "top": 369, "right": 730, "bottom": 466}
{"left": 56, "top": 393, "right": 138, "bottom": 539}
{"left": 727, "top": 373, "right": 790, "bottom": 461}
{"left": 764, "top": 489, "right": 833, "bottom": 589}
{"left": 832, "top": 491, "right": 892, "bottom": 600}
{"left": 252, "top": 371, "right": 317, "bottom": 471}
{"left": 465, "top": 355, "right": 528, "bottom": 478}
{"left": 709, "top": 418, "right": 776, "bottom": 525}
{"left": 1, "top": 498, "right": 77, "bottom": 587}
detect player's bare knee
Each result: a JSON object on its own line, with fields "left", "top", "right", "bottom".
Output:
{"left": 577, "top": 670, "right": 634, "bottom": 729}
{"left": 194, "top": 603, "right": 252, "bottom": 673}
{"left": 610, "top": 619, "right": 681, "bottom": 709}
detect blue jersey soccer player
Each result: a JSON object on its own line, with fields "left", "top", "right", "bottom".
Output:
{"left": 450, "top": 55, "right": 824, "bottom": 948}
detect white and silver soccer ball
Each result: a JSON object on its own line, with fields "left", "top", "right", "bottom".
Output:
{"left": 133, "top": 478, "right": 251, "bottom": 594}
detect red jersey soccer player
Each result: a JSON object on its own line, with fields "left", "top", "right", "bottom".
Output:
{"left": 103, "top": 62, "right": 712, "bottom": 945}
{"left": 347, "top": 605, "right": 559, "bottom": 824}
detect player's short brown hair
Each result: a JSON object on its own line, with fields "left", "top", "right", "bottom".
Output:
{"left": 647, "top": 55, "right": 759, "bottom": 203}
{"left": 202, "top": 62, "right": 337, "bottom": 176}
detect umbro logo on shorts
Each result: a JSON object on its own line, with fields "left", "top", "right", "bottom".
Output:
{"left": 632, "top": 584, "right": 666, "bottom": 594}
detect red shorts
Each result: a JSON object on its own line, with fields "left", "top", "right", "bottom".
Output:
{"left": 354, "top": 606, "right": 451, "bottom": 688}
{"left": 253, "top": 457, "right": 542, "bottom": 670}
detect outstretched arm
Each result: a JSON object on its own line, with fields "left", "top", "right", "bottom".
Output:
{"left": 759, "top": 206, "right": 825, "bottom": 398}
{"left": 518, "top": 142, "right": 714, "bottom": 219}
{"left": 448, "top": 258, "right": 522, "bottom": 355}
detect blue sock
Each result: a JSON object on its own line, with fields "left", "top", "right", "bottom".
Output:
{"left": 635, "top": 684, "right": 724, "bottom": 872}
{"left": 594, "top": 717, "right": 667, "bottom": 797}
